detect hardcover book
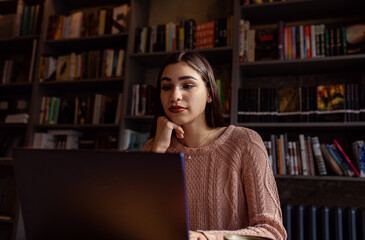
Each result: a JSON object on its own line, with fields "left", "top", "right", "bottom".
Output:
{"left": 278, "top": 87, "right": 301, "bottom": 122}
{"left": 317, "top": 84, "right": 345, "bottom": 122}
{"left": 255, "top": 28, "right": 278, "bottom": 61}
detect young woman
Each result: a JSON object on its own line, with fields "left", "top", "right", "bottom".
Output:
{"left": 143, "top": 50, "right": 287, "bottom": 240}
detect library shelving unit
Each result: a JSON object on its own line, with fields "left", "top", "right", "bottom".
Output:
{"left": 235, "top": 0, "right": 365, "bottom": 208}
{"left": 0, "top": 0, "right": 44, "bottom": 238}
{"left": 29, "top": 0, "right": 131, "bottom": 150}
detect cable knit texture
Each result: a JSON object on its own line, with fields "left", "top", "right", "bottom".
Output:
{"left": 143, "top": 125, "right": 287, "bottom": 240}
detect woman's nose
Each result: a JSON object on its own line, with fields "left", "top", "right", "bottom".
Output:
{"left": 170, "top": 87, "right": 182, "bottom": 102}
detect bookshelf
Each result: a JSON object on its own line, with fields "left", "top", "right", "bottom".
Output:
{"left": 237, "top": 0, "right": 365, "bottom": 209}
{"left": 30, "top": 0, "right": 130, "bottom": 151}
{"left": 0, "top": 0, "right": 44, "bottom": 238}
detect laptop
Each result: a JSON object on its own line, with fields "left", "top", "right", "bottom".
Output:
{"left": 12, "top": 148, "right": 189, "bottom": 240}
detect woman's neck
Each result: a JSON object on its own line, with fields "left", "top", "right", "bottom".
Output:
{"left": 179, "top": 120, "right": 213, "bottom": 148}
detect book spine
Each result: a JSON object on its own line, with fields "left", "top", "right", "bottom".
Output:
{"left": 333, "top": 139, "right": 360, "bottom": 177}
{"left": 298, "top": 134, "right": 308, "bottom": 175}
{"left": 326, "top": 144, "right": 349, "bottom": 176}
{"left": 311, "top": 136, "right": 327, "bottom": 175}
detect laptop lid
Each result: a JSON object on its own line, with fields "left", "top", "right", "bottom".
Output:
{"left": 12, "top": 148, "right": 189, "bottom": 240}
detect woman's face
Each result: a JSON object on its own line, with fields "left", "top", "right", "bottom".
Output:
{"left": 160, "top": 62, "right": 210, "bottom": 126}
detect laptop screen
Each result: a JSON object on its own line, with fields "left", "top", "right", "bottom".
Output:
{"left": 12, "top": 148, "right": 189, "bottom": 240}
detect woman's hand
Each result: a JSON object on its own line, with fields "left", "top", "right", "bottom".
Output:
{"left": 151, "top": 116, "right": 184, "bottom": 153}
{"left": 189, "top": 231, "right": 208, "bottom": 240}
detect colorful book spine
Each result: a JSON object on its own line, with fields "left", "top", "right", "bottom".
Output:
{"left": 311, "top": 136, "right": 327, "bottom": 175}
{"left": 326, "top": 144, "right": 349, "bottom": 176}
{"left": 333, "top": 139, "right": 360, "bottom": 177}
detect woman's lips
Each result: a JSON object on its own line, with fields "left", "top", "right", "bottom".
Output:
{"left": 169, "top": 106, "right": 186, "bottom": 113}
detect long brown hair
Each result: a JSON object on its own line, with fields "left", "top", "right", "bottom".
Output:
{"left": 149, "top": 50, "right": 226, "bottom": 138}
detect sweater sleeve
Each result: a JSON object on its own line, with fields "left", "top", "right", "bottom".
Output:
{"left": 198, "top": 130, "right": 287, "bottom": 240}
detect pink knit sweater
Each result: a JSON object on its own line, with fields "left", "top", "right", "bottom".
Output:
{"left": 143, "top": 125, "right": 287, "bottom": 240}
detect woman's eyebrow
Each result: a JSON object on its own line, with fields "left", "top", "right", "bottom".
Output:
{"left": 160, "top": 75, "right": 198, "bottom": 81}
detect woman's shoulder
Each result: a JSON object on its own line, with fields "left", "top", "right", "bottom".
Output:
{"left": 227, "top": 125, "right": 263, "bottom": 143}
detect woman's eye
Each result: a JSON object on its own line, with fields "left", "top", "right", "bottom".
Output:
{"left": 183, "top": 84, "right": 194, "bottom": 89}
{"left": 161, "top": 86, "right": 171, "bottom": 90}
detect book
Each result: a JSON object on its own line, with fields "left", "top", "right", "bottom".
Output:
{"left": 56, "top": 55, "right": 71, "bottom": 81}
{"left": 32, "top": 132, "right": 56, "bottom": 149}
{"left": 333, "top": 139, "right": 360, "bottom": 177}
{"left": 111, "top": 4, "right": 130, "bottom": 34}
{"left": 317, "top": 84, "right": 345, "bottom": 122}
{"left": 346, "top": 24, "right": 365, "bottom": 54}
{"left": 352, "top": 140, "right": 365, "bottom": 177}
{"left": 326, "top": 144, "right": 350, "bottom": 177}
{"left": 278, "top": 87, "right": 301, "bottom": 122}
{"left": 298, "top": 134, "right": 309, "bottom": 175}
{"left": 311, "top": 136, "right": 327, "bottom": 175}
{"left": 255, "top": 28, "right": 278, "bottom": 61}
{"left": 320, "top": 143, "right": 343, "bottom": 176}
{"left": 306, "top": 136, "right": 316, "bottom": 176}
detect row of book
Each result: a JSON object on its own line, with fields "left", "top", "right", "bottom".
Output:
{"left": 39, "top": 93, "right": 122, "bottom": 125}
{"left": 282, "top": 204, "right": 365, "bottom": 240}
{"left": 39, "top": 48, "right": 125, "bottom": 82}
{"left": 0, "top": 98, "right": 29, "bottom": 123}
{"left": 129, "top": 84, "right": 156, "bottom": 116}
{"left": 264, "top": 133, "right": 365, "bottom": 177}
{"left": 238, "top": 83, "right": 365, "bottom": 123}
{"left": 46, "top": 4, "right": 130, "bottom": 40}
{"left": 0, "top": 1, "right": 42, "bottom": 38}
{"left": 33, "top": 130, "right": 82, "bottom": 150}
{"left": 33, "top": 130, "right": 118, "bottom": 150}
{"left": 134, "top": 16, "right": 233, "bottom": 53}
{"left": 14, "top": 1, "right": 42, "bottom": 37}
{"left": 239, "top": 19, "right": 365, "bottom": 62}
{"left": 1, "top": 59, "right": 19, "bottom": 84}
{"left": 0, "top": 176, "right": 16, "bottom": 217}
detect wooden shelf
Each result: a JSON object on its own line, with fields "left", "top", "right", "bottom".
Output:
{"left": 42, "top": 33, "right": 128, "bottom": 55}
{"left": 275, "top": 174, "right": 365, "bottom": 208}
{"left": 0, "top": 83, "right": 33, "bottom": 94}
{"left": 240, "top": 54, "right": 365, "bottom": 76}
{"left": 130, "top": 47, "right": 233, "bottom": 67}
{"left": 0, "top": 123, "right": 27, "bottom": 129}
{"left": 0, "top": 35, "right": 38, "bottom": 44}
{"left": 241, "top": 0, "right": 365, "bottom": 24}
{"left": 275, "top": 174, "right": 365, "bottom": 182}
